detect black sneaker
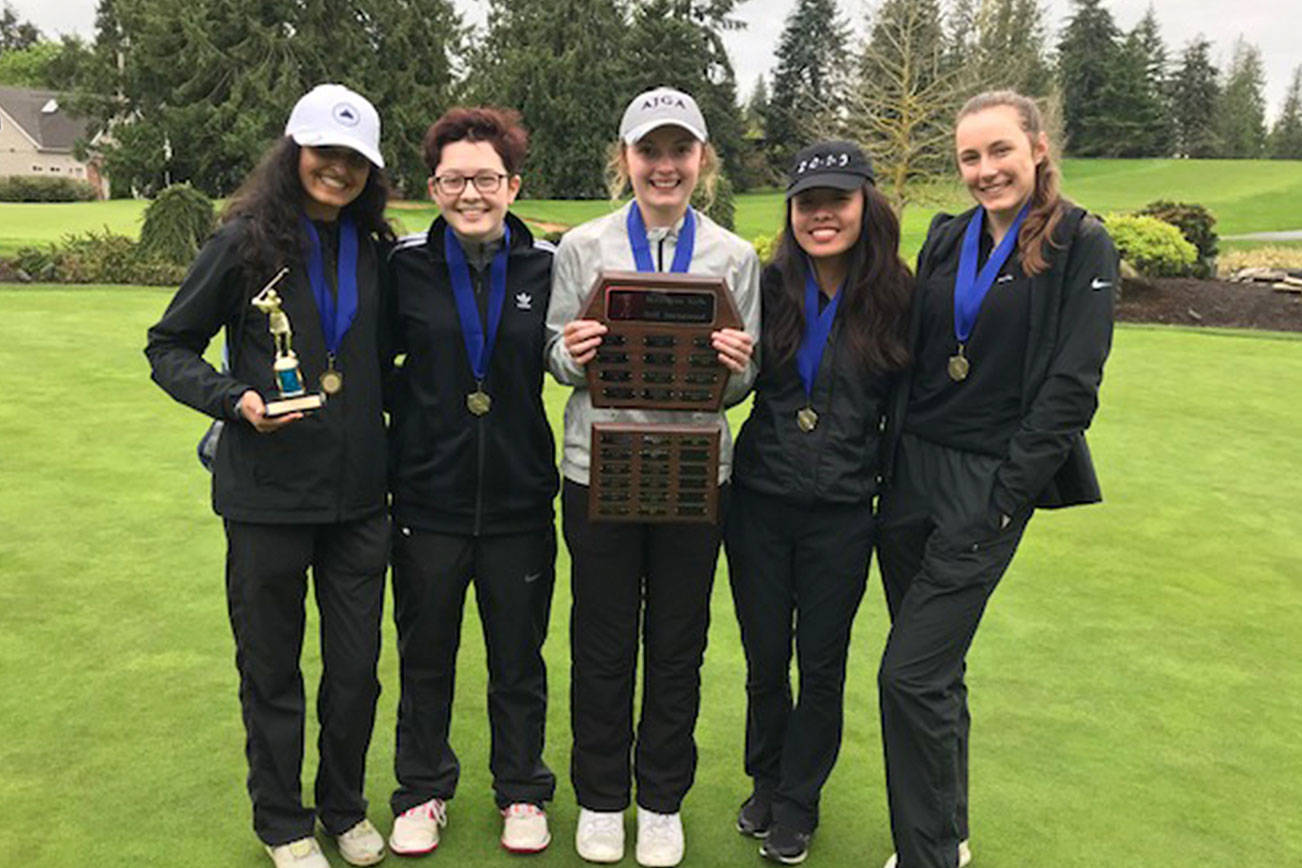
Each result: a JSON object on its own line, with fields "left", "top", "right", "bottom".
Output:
{"left": 760, "top": 824, "right": 811, "bottom": 865}
{"left": 736, "top": 794, "right": 772, "bottom": 838}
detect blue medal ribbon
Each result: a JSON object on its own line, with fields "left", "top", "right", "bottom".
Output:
{"left": 627, "top": 202, "right": 695, "bottom": 272}
{"left": 301, "top": 215, "right": 359, "bottom": 358}
{"left": 445, "top": 223, "right": 512, "bottom": 384}
{"left": 953, "top": 203, "right": 1029, "bottom": 343}
{"left": 796, "top": 261, "right": 842, "bottom": 400}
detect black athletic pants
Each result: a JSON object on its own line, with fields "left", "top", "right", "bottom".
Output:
{"left": 562, "top": 479, "right": 728, "bottom": 814}
{"left": 223, "top": 514, "right": 388, "bottom": 846}
{"left": 389, "top": 526, "right": 557, "bottom": 813}
{"left": 876, "top": 433, "right": 1032, "bottom": 868}
{"left": 723, "top": 486, "right": 874, "bottom": 834}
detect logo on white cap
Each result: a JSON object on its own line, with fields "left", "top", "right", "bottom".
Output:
{"left": 333, "top": 103, "right": 360, "bottom": 127}
{"left": 619, "top": 87, "right": 708, "bottom": 145}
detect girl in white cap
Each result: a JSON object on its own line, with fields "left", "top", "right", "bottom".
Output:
{"left": 544, "top": 86, "right": 761, "bottom": 867}
{"left": 146, "top": 83, "right": 394, "bottom": 868}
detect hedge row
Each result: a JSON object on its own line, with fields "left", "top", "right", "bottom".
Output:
{"left": 0, "top": 175, "right": 98, "bottom": 202}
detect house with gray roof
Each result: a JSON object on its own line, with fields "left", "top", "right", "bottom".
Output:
{"left": 0, "top": 86, "right": 107, "bottom": 198}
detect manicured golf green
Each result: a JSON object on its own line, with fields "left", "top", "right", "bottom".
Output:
{"left": 4, "top": 158, "right": 1301, "bottom": 258}
{"left": 1, "top": 286, "right": 1298, "bottom": 867}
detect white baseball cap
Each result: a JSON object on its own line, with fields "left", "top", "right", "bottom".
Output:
{"left": 619, "top": 87, "right": 709, "bottom": 145}
{"left": 284, "top": 84, "right": 385, "bottom": 169}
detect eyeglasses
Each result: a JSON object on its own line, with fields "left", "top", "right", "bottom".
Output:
{"left": 432, "top": 172, "right": 509, "bottom": 195}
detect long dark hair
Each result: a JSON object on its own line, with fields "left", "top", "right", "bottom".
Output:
{"left": 956, "top": 90, "right": 1068, "bottom": 276}
{"left": 221, "top": 137, "right": 394, "bottom": 280}
{"left": 765, "top": 183, "right": 912, "bottom": 373}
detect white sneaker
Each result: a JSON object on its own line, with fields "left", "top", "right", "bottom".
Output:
{"left": 336, "top": 819, "right": 386, "bottom": 865}
{"left": 575, "top": 808, "right": 625, "bottom": 863}
{"left": 266, "top": 837, "right": 329, "bottom": 868}
{"left": 501, "top": 803, "right": 551, "bottom": 853}
{"left": 389, "top": 798, "right": 447, "bottom": 856}
{"left": 883, "top": 838, "right": 972, "bottom": 868}
{"left": 635, "top": 807, "right": 684, "bottom": 867}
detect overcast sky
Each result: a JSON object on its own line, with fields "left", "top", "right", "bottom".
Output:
{"left": 10, "top": 0, "right": 1299, "bottom": 121}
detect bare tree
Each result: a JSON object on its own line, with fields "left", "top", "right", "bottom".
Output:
{"left": 834, "top": 0, "right": 967, "bottom": 213}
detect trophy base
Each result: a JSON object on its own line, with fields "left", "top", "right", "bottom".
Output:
{"left": 265, "top": 393, "right": 326, "bottom": 417}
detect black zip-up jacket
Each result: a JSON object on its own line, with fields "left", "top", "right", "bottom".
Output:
{"left": 145, "top": 219, "right": 388, "bottom": 524}
{"left": 385, "top": 213, "right": 558, "bottom": 535}
{"left": 733, "top": 265, "right": 892, "bottom": 507}
{"left": 884, "top": 205, "right": 1117, "bottom": 515}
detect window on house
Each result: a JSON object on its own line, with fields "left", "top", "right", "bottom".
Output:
{"left": 32, "top": 165, "right": 43, "bottom": 172}
{"left": 50, "top": 166, "right": 61, "bottom": 172}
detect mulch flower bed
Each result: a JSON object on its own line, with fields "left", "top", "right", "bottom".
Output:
{"left": 1117, "top": 278, "right": 1302, "bottom": 333}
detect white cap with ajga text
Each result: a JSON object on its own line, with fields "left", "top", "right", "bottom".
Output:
{"left": 619, "top": 87, "right": 709, "bottom": 145}
{"left": 285, "top": 83, "right": 385, "bottom": 169}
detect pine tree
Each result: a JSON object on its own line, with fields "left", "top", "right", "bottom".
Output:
{"left": 1269, "top": 66, "right": 1302, "bottom": 159}
{"left": 0, "top": 3, "right": 41, "bottom": 52}
{"left": 1126, "top": 7, "right": 1174, "bottom": 154}
{"left": 621, "top": 0, "right": 749, "bottom": 192}
{"left": 744, "top": 75, "right": 768, "bottom": 138}
{"left": 1056, "top": 0, "right": 1120, "bottom": 155}
{"left": 1171, "top": 37, "right": 1219, "bottom": 157}
{"left": 467, "top": 0, "right": 630, "bottom": 199}
{"left": 74, "top": 0, "right": 464, "bottom": 196}
{"left": 947, "top": 0, "right": 1051, "bottom": 98}
{"left": 1214, "top": 38, "right": 1267, "bottom": 158}
{"left": 763, "top": 0, "right": 850, "bottom": 176}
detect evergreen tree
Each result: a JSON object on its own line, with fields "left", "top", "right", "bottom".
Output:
{"left": 1056, "top": 0, "right": 1120, "bottom": 155}
{"left": 744, "top": 75, "right": 767, "bottom": 138}
{"left": 1171, "top": 37, "right": 1219, "bottom": 157}
{"left": 1214, "top": 38, "right": 1267, "bottom": 158}
{"left": 622, "top": 0, "right": 749, "bottom": 191}
{"left": 74, "top": 0, "right": 463, "bottom": 196}
{"left": 1090, "top": 20, "right": 1170, "bottom": 156}
{"left": 763, "top": 0, "right": 850, "bottom": 176}
{"left": 1269, "top": 66, "right": 1302, "bottom": 159}
{"left": 1126, "top": 7, "right": 1174, "bottom": 153}
{"left": 467, "top": 0, "right": 629, "bottom": 199}
{"left": 947, "top": 0, "right": 1051, "bottom": 98}
{"left": 0, "top": 3, "right": 40, "bottom": 52}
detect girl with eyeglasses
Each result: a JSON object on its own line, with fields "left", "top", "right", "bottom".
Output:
{"left": 146, "top": 84, "right": 394, "bottom": 868}
{"left": 383, "top": 107, "right": 560, "bottom": 857}
{"left": 544, "top": 86, "right": 760, "bottom": 867}
{"left": 876, "top": 90, "right": 1117, "bottom": 868}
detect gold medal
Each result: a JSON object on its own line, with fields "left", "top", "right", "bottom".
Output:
{"left": 319, "top": 368, "right": 343, "bottom": 395}
{"left": 796, "top": 406, "right": 819, "bottom": 432}
{"left": 947, "top": 344, "right": 970, "bottom": 382}
{"left": 467, "top": 389, "right": 492, "bottom": 416}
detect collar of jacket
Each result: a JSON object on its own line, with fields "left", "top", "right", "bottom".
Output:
{"left": 422, "top": 211, "right": 536, "bottom": 263}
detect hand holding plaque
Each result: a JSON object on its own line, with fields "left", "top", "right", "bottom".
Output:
{"left": 250, "top": 268, "right": 326, "bottom": 418}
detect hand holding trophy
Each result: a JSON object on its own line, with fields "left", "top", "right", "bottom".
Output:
{"left": 250, "top": 267, "right": 326, "bottom": 418}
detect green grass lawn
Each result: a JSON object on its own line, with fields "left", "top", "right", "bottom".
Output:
{"left": 1, "top": 286, "right": 1299, "bottom": 867}
{"left": 4, "top": 158, "right": 1301, "bottom": 260}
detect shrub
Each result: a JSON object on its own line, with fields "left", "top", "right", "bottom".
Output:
{"left": 752, "top": 232, "right": 779, "bottom": 264}
{"left": 1105, "top": 214, "right": 1197, "bottom": 278}
{"left": 0, "top": 175, "right": 98, "bottom": 202}
{"left": 1136, "top": 200, "right": 1218, "bottom": 277}
{"left": 139, "top": 184, "right": 216, "bottom": 265}
{"left": 2, "top": 231, "right": 187, "bottom": 285}
{"left": 692, "top": 173, "right": 736, "bottom": 230}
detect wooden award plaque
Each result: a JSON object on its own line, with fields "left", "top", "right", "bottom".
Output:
{"left": 589, "top": 424, "right": 721, "bottom": 523}
{"left": 580, "top": 271, "right": 742, "bottom": 411}
{"left": 580, "top": 271, "right": 742, "bottom": 523}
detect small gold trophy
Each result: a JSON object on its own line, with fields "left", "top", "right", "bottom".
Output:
{"left": 251, "top": 268, "right": 326, "bottom": 417}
